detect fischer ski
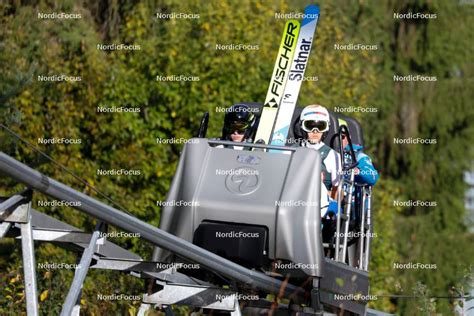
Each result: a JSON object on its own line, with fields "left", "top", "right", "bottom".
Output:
{"left": 254, "top": 19, "right": 300, "bottom": 144}
{"left": 270, "top": 4, "right": 320, "bottom": 148}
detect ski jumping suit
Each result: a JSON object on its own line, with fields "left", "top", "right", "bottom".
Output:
{"left": 299, "top": 140, "right": 341, "bottom": 216}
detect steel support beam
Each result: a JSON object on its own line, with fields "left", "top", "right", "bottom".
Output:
{"left": 0, "top": 222, "right": 12, "bottom": 238}
{"left": 60, "top": 222, "right": 104, "bottom": 316}
{"left": 20, "top": 201, "right": 39, "bottom": 316}
{"left": 0, "top": 194, "right": 26, "bottom": 217}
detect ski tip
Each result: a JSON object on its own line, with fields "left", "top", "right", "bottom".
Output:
{"left": 302, "top": 5, "right": 320, "bottom": 26}
{"left": 306, "top": 4, "right": 320, "bottom": 15}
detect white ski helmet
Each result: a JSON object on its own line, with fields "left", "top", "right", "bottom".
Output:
{"left": 300, "top": 105, "right": 331, "bottom": 133}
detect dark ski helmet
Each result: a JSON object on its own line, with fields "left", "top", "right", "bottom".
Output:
{"left": 221, "top": 104, "right": 258, "bottom": 141}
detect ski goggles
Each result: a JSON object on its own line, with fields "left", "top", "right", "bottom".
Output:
{"left": 301, "top": 119, "right": 329, "bottom": 133}
{"left": 229, "top": 121, "right": 249, "bottom": 134}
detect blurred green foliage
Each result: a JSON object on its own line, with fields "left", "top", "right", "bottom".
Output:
{"left": 0, "top": 0, "right": 473, "bottom": 315}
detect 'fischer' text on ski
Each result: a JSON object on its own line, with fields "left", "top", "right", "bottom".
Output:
{"left": 269, "top": 22, "right": 299, "bottom": 104}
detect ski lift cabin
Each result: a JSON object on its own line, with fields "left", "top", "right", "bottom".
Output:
{"left": 154, "top": 103, "right": 375, "bottom": 315}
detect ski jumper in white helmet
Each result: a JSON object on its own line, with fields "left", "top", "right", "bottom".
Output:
{"left": 299, "top": 105, "right": 341, "bottom": 215}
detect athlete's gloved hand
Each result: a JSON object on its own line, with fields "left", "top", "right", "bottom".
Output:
{"left": 325, "top": 200, "right": 340, "bottom": 217}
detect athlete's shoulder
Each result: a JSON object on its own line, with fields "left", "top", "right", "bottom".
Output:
{"left": 325, "top": 145, "right": 339, "bottom": 157}
{"left": 319, "top": 143, "right": 332, "bottom": 152}
{"left": 356, "top": 151, "right": 372, "bottom": 164}
{"left": 352, "top": 144, "right": 363, "bottom": 151}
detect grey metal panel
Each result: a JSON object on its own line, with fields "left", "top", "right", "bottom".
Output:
{"left": 30, "top": 230, "right": 92, "bottom": 243}
{"left": 89, "top": 258, "right": 209, "bottom": 287}
{"left": 90, "top": 258, "right": 158, "bottom": 272}
{"left": 30, "top": 209, "right": 142, "bottom": 260}
{"left": 2, "top": 201, "right": 29, "bottom": 223}
{"left": 144, "top": 284, "right": 237, "bottom": 310}
{"left": 276, "top": 147, "right": 323, "bottom": 276}
{"left": 157, "top": 139, "right": 208, "bottom": 255}
{"left": 150, "top": 268, "right": 212, "bottom": 286}
{"left": 0, "top": 151, "right": 303, "bottom": 298}
{"left": 30, "top": 208, "right": 81, "bottom": 232}
{"left": 320, "top": 258, "right": 369, "bottom": 296}
{"left": 319, "top": 258, "right": 369, "bottom": 314}
{"left": 319, "top": 289, "right": 366, "bottom": 316}
{"left": 157, "top": 139, "right": 323, "bottom": 277}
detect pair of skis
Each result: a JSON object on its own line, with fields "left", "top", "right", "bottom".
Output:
{"left": 254, "top": 4, "right": 320, "bottom": 148}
